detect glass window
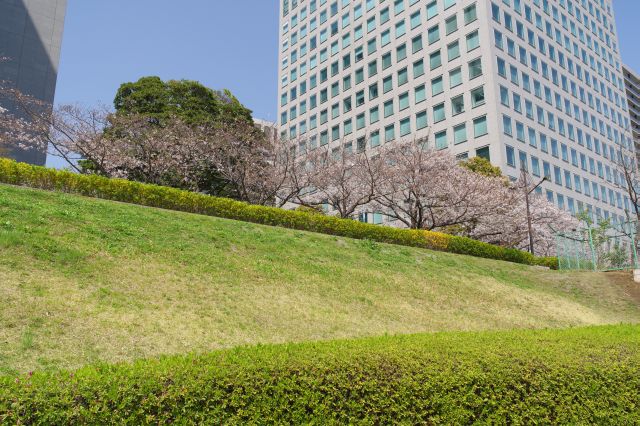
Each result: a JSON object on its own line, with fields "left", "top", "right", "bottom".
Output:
{"left": 445, "top": 15, "right": 458, "bottom": 35}
{"left": 385, "top": 124, "right": 395, "bottom": 142}
{"left": 399, "top": 92, "right": 409, "bottom": 110}
{"left": 320, "top": 130, "right": 328, "bottom": 146}
{"left": 381, "top": 29, "right": 391, "bottom": 46}
{"left": 396, "top": 19, "right": 407, "bottom": 38}
{"left": 383, "top": 75, "right": 393, "bottom": 93}
{"left": 433, "top": 103, "right": 445, "bottom": 122}
{"left": 496, "top": 57, "right": 506, "bottom": 77}
{"left": 344, "top": 119, "right": 353, "bottom": 135}
{"left": 398, "top": 67, "right": 408, "bottom": 85}
{"left": 369, "top": 83, "right": 378, "bottom": 99}
{"left": 415, "top": 85, "right": 426, "bottom": 103}
{"left": 430, "top": 50, "right": 442, "bottom": 69}
{"left": 384, "top": 99, "right": 394, "bottom": 117}
{"left": 413, "top": 59, "right": 425, "bottom": 77}
{"left": 471, "top": 86, "right": 485, "bottom": 107}
{"left": 368, "top": 60, "right": 377, "bottom": 76}
{"left": 475, "top": 146, "right": 490, "bottom": 161}
{"left": 416, "top": 110, "right": 428, "bottom": 129}
{"left": 447, "top": 41, "right": 460, "bottom": 60}
{"left": 451, "top": 95, "right": 464, "bottom": 115}
{"left": 427, "top": 25, "right": 440, "bottom": 44}
{"left": 449, "top": 67, "right": 462, "bottom": 87}
{"left": 396, "top": 43, "right": 407, "bottom": 61}
{"left": 466, "top": 31, "right": 479, "bottom": 51}
{"left": 380, "top": 7, "right": 390, "bottom": 24}
{"left": 503, "top": 115, "right": 512, "bottom": 136}
{"left": 431, "top": 76, "right": 443, "bottom": 95}
{"left": 331, "top": 125, "right": 340, "bottom": 141}
{"left": 473, "top": 116, "right": 487, "bottom": 137}
{"left": 468, "top": 58, "right": 482, "bottom": 79}
{"left": 412, "top": 35, "right": 423, "bottom": 53}
{"left": 464, "top": 4, "right": 477, "bottom": 23}
{"left": 410, "top": 11, "right": 421, "bottom": 29}
{"left": 516, "top": 122, "right": 525, "bottom": 142}
{"left": 435, "top": 130, "right": 448, "bottom": 149}
{"left": 400, "top": 117, "right": 411, "bottom": 136}
{"left": 382, "top": 52, "right": 392, "bottom": 69}
{"left": 394, "top": 0, "right": 405, "bottom": 14}
{"left": 454, "top": 123, "right": 467, "bottom": 144}
{"left": 367, "top": 38, "right": 377, "bottom": 54}
{"left": 370, "top": 130, "right": 380, "bottom": 147}
{"left": 426, "top": 1, "right": 438, "bottom": 20}
{"left": 506, "top": 145, "right": 516, "bottom": 167}
{"left": 395, "top": 20, "right": 406, "bottom": 37}
{"left": 370, "top": 106, "right": 379, "bottom": 123}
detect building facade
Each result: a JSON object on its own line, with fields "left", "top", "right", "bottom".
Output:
{"left": 278, "top": 0, "right": 634, "bottom": 225}
{"left": 254, "top": 118, "right": 279, "bottom": 143}
{"left": 0, "top": 0, "right": 67, "bottom": 165}
{"left": 623, "top": 64, "right": 640, "bottom": 161}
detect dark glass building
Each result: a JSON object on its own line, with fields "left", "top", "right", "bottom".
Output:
{"left": 0, "top": 0, "right": 67, "bottom": 165}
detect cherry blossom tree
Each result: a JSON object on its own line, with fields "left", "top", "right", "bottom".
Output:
{"left": 0, "top": 86, "right": 298, "bottom": 204}
{"left": 371, "top": 140, "right": 505, "bottom": 231}
{"left": 295, "top": 143, "right": 384, "bottom": 219}
{"left": 209, "top": 122, "right": 305, "bottom": 207}
{"left": 467, "top": 172, "right": 579, "bottom": 256}
{"left": 0, "top": 86, "right": 111, "bottom": 173}
{"left": 612, "top": 141, "right": 640, "bottom": 224}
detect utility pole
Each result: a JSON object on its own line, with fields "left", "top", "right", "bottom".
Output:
{"left": 520, "top": 169, "right": 547, "bottom": 256}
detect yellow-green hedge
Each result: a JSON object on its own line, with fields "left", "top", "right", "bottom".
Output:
{"left": 0, "top": 158, "right": 557, "bottom": 268}
{"left": 1, "top": 325, "right": 638, "bottom": 423}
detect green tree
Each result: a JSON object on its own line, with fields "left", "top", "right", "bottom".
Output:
{"left": 113, "top": 76, "right": 252, "bottom": 125}
{"left": 87, "top": 77, "right": 256, "bottom": 197}
{"left": 460, "top": 156, "right": 503, "bottom": 179}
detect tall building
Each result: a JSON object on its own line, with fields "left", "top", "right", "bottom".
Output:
{"left": 254, "top": 118, "right": 279, "bottom": 143}
{"left": 623, "top": 64, "right": 640, "bottom": 160}
{"left": 278, "top": 0, "right": 635, "bottom": 225}
{"left": 0, "top": 0, "right": 68, "bottom": 165}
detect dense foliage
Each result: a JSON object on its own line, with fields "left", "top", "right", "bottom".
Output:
{"left": 113, "top": 76, "right": 253, "bottom": 125}
{"left": 0, "top": 158, "right": 557, "bottom": 268}
{"left": 1, "top": 325, "right": 638, "bottom": 424}
{"left": 460, "top": 156, "right": 505, "bottom": 179}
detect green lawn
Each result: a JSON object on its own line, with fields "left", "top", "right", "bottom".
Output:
{"left": 1, "top": 183, "right": 639, "bottom": 374}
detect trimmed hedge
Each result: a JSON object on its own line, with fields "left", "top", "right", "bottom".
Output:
{"left": 1, "top": 325, "right": 638, "bottom": 424}
{"left": 0, "top": 158, "right": 557, "bottom": 268}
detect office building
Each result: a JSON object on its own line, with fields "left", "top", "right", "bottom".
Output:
{"left": 278, "top": 0, "right": 635, "bottom": 224}
{"left": 254, "top": 118, "right": 279, "bottom": 142}
{"left": 0, "top": 0, "right": 67, "bottom": 165}
{"left": 623, "top": 64, "right": 640, "bottom": 161}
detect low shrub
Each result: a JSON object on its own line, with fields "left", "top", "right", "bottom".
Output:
{"left": 534, "top": 256, "right": 560, "bottom": 269}
{"left": 1, "top": 325, "right": 638, "bottom": 424}
{"left": 0, "top": 158, "right": 552, "bottom": 267}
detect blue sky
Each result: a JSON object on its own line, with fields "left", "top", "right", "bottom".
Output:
{"left": 55, "top": 1, "right": 281, "bottom": 121}
{"left": 55, "top": 0, "right": 640, "bottom": 122}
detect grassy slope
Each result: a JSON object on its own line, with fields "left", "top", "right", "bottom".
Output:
{"left": 0, "top": 183, "right": 639, "bottom": 374}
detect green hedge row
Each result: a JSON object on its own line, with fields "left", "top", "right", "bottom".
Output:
{"left": 0, "top": 158, "right": 557, "bottom": 268}
{"left": 1, "top": 325, "right": 638, "bottom": 424}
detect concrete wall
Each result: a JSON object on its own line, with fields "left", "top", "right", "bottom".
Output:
{"left": 0, "top": 0, "right": 67, "bottom": 165}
